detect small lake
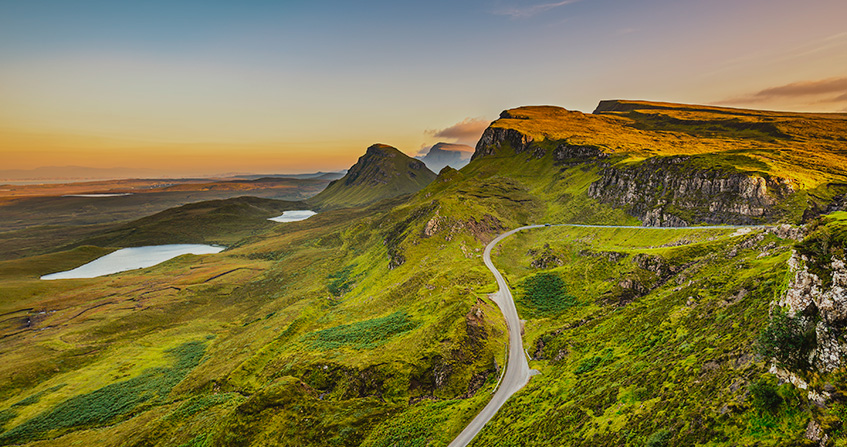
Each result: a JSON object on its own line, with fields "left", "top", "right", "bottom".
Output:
{"left": 41, "top": 244, "right": 224, "bottom": 280}
{"left": 268, "top": 210, "right": 316, "bottom": 222}
{"left": 63, "top": 193, "right": 133, "bottom": 198}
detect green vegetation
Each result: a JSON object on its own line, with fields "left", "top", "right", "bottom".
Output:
{"left": 518, "top": 272, "right": 577, "bottom": 316}
{"left": 749, "top": 377, "right": 782, "bottom": 413}
{"left": 796, "top": 213, "right": 847, "bottom": 286}
{"left": 308, "top": 144, "right": 436, "bottom": 210}
{"left": 755, "top": 311, "right": 813, "bottom": 370}
{"left": 302, "top": 312, "right": 419, "bottom": 350}
{"left": 0, "top": 341, "right": 205, "bottom": 445}
{"left": 0, "top": 100, "right": 845, "bottom": 446}
{"left": 327, "top": 265, "right": 356, "bottom": 297}
{"left": 469, "top": 224, "right": 824, "bottom": 446}
{"left": 74, "top": 196, "right": 309, "bottom": 249}
{"left": 644, "top": 429, "right": 673, "bottom": 447}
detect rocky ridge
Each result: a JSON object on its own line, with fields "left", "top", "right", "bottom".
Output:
{"left": 587, "top": 156, "right": 795, "bottom": 226}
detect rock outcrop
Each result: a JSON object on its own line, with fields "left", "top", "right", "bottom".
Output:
{"left": 779, "top": 252, "right": 847, "bottom": 372}
{"left": 587, "top": 156, "right": 795, "bottom": 226}
{"left": 472, "top": 126, "right": 535, "bottom": 160}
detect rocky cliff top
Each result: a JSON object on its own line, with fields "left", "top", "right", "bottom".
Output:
{"left": 470, "top": 100, "right": 847, "bottom": 225}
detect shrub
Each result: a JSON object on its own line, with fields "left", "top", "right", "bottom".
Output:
{"left": 328, "top": 265, "right": 356, "bottom": 297}
{"left": 644, "top": 429, "right": 672, "bottom": 447}
{"left": 755, "top": 310, "right": 813, "bottom": 369}
{"left": 749, "top": 378, "right": 782, "bottom": 413}
{"left": 574, "top": 348, "right": 615, "bottom": 375}
{"left": 302, "top": 312, "right": 418, "bottom": 350}
{"left": 519, "top": 272, "right": 577, "bottom": 316}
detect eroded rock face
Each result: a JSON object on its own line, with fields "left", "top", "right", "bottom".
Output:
{"left": 587, "top": 156, "right": 795, "bottom": 226}
{"left": 472, "top": 127, "right": 534, "bottom": 159}
{"left": 779, "top": 252, "right": 847, "bottom": 371}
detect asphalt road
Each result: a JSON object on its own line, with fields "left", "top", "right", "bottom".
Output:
{"left": 448, "top": 223, "right": 760, "bottom": 447}
{"left": 447, "top": 225, "right": 544, "bottom": 447}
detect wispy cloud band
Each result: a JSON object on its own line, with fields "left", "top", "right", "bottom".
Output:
{"left": 721, "top": 77, "right": 847, "bottom": 106}
{"left": 493, "top": 0, "right": 581, "bottom": 19}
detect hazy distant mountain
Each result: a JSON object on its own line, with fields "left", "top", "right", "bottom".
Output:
{"left": 308, "top": 143, "right": 436, "bottom": 209}
{"left": 0, "top": 166, "right": 160, "bottom": 181}
{"left": 416, "top": 142, "right": 473, "bottom": 173}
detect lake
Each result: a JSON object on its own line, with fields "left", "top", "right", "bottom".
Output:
{"left": 268, "top": 210, "right": 316, "bottom": 222}
{"left": 41, "top": 244, "right": 225, "bottom": 280}
{"left": 63, "top": 193, "right": 133, "bottom": 197}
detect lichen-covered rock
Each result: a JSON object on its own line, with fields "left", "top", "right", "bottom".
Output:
{"left": 779, "top": 252, "right": 847, "bottom": 371}
{"left": 528, "top": 244, "right": 564, "bottom": 269}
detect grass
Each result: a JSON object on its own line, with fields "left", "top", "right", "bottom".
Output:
{"left": 0, "top": 340, "right": 206, "bottom": 445}
{"left": 308, "top": 144, "right": 436, "bottom": 210}
{"left": 301, "top": 311, "right": 419, "bottom": 350}
{"left": 466, "top": 223, "right": 835, "bottom": 446}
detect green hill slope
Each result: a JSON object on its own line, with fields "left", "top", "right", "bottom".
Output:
{"left": 308, "top": 144, "right": 436, "bottom": 210}
{"left": 0, "top": 101, "right": 845, "bottom": 447}
{"left": 71, "top": 196, "right": 310, "bottom": 248}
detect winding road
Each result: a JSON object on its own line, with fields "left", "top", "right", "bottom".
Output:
{"left": 448, "top": 223, "right": 764, "bottom": 447}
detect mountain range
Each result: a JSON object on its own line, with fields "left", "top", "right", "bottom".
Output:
{"left": 416, "top": 142, "right": 474, "bottom": 173}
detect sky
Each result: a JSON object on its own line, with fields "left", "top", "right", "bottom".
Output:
{"left": 1, "top": 0, "right": 846, "bottom": 176}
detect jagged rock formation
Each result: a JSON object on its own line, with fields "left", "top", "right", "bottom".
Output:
{"left": 780, "top": 252, "right": 847, "bottom": 372}
{"left": 417, "top": 143, "right": 473, "bottom": 173}
{"left": 587, "top": 156, "right": 795, "bottom": 226}
{"left": 308, "top": 144, "right": 436, "bottom": 210}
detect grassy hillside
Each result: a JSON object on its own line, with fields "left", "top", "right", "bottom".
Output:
{"left": 0, "top": 101, "right": 845, "bottom": 446}
{"left": 70, "top": 196, "right": 310, "bottom": 249}
{"left": 308, "top": 144, "right": 436, "bottom": 210}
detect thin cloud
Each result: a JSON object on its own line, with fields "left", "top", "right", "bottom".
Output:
{"left": 493, "top": 0, "right": 581, "bottom": 19}
{"left": 721, "top": 77, "right": 847, "bottom": 105}
{"left": 426, "top": 118, "right": 490, "bottom": 146}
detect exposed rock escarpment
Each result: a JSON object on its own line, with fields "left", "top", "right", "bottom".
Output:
{"left": 472, "top": 126, "right": 534, "bottom": 160}
{"left": 588, "top": 156, "right": 795, "bottom": 226}
{"left": 779, "top": 252, "right": 847, "bottom": 372}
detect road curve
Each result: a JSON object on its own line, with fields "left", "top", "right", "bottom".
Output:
{"left": 447, "top": 225, "right": 544, "bottom": 447}
{"left": 448, "top": 223, "right": 761, "bottom": 447}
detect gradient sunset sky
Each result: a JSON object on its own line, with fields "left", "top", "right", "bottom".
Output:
{"left": 2, "top": 0, "right": 846, "bottom": 176}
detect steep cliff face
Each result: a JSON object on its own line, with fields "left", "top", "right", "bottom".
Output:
{"left": 779, "top": 252, "right": 847, "bottom": 372}
{"left": 587, "top": 156, "right": 796, "bottom": 226}
{"left": 472, "top": 114, "right": 797, "bottom": 226}
{"left": 472, "top": 126, "right": 535, "bottom": 160}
